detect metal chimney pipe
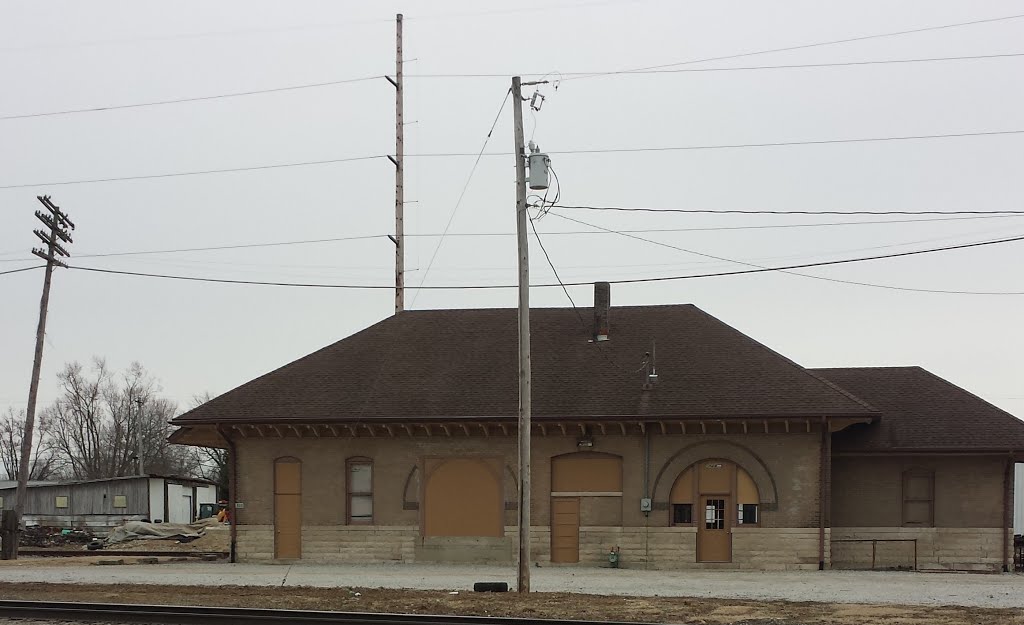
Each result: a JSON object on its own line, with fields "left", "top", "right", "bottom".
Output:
{"left": 594, "top": 282, "right": 610, "bottom": 341}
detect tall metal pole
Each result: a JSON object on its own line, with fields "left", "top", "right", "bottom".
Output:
{"left": 512, "top": 75, "right": 532, "bottom": 593}
{"left": 12, "top": 196, "right": 73, "bottom": 560}
{"left": 392, "top": 13, "right": 405, "bottom": 313}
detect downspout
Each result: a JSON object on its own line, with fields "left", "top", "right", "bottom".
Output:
{"left": 818, "top": 416, "right": 829, "bottom": 571}
{"left": 217, "top": 425, "right": 238, "bottom": 564}
{"left": 643, "top": 425, "right": 651, "bottom": 569}
{"left": 1003, "top": 454, "right": 1012, "bottom": 573}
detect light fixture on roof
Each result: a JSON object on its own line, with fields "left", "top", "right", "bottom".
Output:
{"left": 643, "top": 341, "right": 659, "bottom": 390}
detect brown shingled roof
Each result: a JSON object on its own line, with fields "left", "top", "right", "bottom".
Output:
{"left": 813, "top": 366, "right": 1024, "bottom": 452}
{"left": 172, "top": 305, "right": 876, "bottom": 425}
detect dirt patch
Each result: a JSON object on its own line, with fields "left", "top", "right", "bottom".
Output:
{"left": 0, "top": 583, "right": 1020, "bottom": 625}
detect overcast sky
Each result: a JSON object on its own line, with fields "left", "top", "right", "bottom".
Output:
{"left": 1, "top": 0, "right": 1022, "bottom": 422}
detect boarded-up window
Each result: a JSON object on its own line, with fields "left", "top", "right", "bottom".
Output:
{"left": 551, "top": 453, "right": 622, "bottom": 493}
{"left": 55, "top": 496, "right": 69, "bottom": 508}
{"left": 347, "top": 458, "right": 373, "bottom": 524}
{"left": 903, "top": 470, "right": 934, "bottom": 527}
{"left": 113, "top": 495, "right": 127, "bottom": 508}
{"left": 423, "top": 457, "right": 502, "bottom": 537}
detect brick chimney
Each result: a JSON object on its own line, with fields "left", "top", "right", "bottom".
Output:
{"left": 594, "top": 281, "right": 610, "bottom": 341}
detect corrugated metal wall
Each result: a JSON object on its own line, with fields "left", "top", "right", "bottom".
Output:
{"left": 0, "top": 478, "right": 151, "bottom": 516}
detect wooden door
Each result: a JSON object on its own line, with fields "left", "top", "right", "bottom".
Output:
{"left": 274, "top": 458, "right": 302, "bottom": 559}
{"left": 550, "top": 497, "right": 580, "bottom": 563}
{"left": 696, "top": 460, "right": 734, "bottom": 562}
{"left": 697, "top": 496, "right": 732, "bottom": 562}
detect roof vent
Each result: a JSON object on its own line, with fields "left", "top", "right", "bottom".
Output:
{"left": 593, "top": 282, "right": 610, "bottom": 341}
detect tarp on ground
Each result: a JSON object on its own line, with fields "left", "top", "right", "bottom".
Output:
{"left": 105, "top": 520, "right": 207, "bottom": 544}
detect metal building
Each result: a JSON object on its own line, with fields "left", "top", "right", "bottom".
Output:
{"left": 0, "top": 475, "right": 217, "bottom": 534}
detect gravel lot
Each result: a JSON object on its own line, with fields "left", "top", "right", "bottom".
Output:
{"left": 0, "top": 561, "right": 1021, "bottom": 609}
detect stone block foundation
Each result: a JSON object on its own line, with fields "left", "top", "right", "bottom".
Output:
{"left": 831, "top": 527, "right": 1011, "bottom": 572}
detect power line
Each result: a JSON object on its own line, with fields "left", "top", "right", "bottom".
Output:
{"left": 551, "top": 205, "right": 1024, "bottom": 216}
{"left": 5, "top": 128, "right": 1022, "bottom": 190}
{"left": 3, "top": 214, "right": 1021, "bottom": 265}
{"left": 0, "top": 265, "right": 43, "bottom": 276}
{"left": 411, "top": 52, "right": 1024, "bottom": 78}
{"left": 409, "top": 87, "right": 512, "bottom": 307}
{"left": 562, "top": 12, "right": 1024, "bottom": 81}
{"left": 0, "top": 75, "right": 383, "bottom": 121}
{"left": 547, "top": 212, "right": 1024, "bottom": 294}
{"left": 0, "top": 155, "right": 385, "bottom": 190}
{"left": 9, "top": 51, "right": 1021, "bottom": 122}
{"left": 60, "top": 233, "right": 1024, "bottom": 293}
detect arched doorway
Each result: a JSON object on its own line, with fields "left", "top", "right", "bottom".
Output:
{"left": 670, "top": 459, "right": 759, "bottom": 563}
{"left": 274, "top": 457, "right": 302, "bottom": 559}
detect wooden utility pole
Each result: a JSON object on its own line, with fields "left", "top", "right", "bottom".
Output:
{"left": 512, "top": 75, "right": 532, "bottom": 593}
{"left": 11, "top": 195, "right": 74, "bottom": 560}
{"left": 136, "top": 397, "right": 145, "bottom": 475}
{"left": 386, "top": 13, "right": 405, "bottom": 314}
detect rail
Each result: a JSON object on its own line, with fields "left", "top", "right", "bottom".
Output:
{"left": 831, "top": 538, "right": 917, "bottom": 570}
{"left": 0, "top": 600, "right": 650, "bottom": 625}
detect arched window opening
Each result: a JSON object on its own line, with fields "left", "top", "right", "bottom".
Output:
{"left": 669, "top": 467, "right": 694, "bottom": 525}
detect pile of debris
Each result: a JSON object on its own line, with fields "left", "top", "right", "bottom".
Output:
{"left": 19, "top": 526, "right": 94, "bottom": 548}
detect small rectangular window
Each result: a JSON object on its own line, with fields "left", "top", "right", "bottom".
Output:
{"left": 672, "top": 503, "right": 693, "bottom": 525}
{"left": 55, "top": 496, "right": 69, "bottom": 509}
{"left": 113, "top": 495, "right": 127, "bottom": 508}
{"left": 347, "top": 460, "right": 373, "bottom": 524}
{"left": 738, "top": 503, "right": 758, "bottom": 525}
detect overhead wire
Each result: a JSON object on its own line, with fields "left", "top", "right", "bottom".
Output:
{"left": 551, "top": 205, "right": 1024, "bottom": 216}
{"left": 2, "top": 214, "right": 1021, "bottom": 265}
{"left": 0, "top": 265, "right": 42, "bottom": 276}
{"left": 408, "top": 87, "right": 512, "bottom": 307}
{"left": 7, "top": 52, "right": 1024, "bottom": 121}
{"left": 4, "top": 129, "right": 1022, "bottom": 190}
{"left": 547, "top": 212, "right": 1024, "bottom": 294}
{"left": 0, "top": 75, "right": 384, "bottom": 121}
{"left": 561, "top": 12, "right": 1024, "bottom": 81}
{"left": 409, "top": 52, "right": 1024, "bottom": 78}
{"left": 49, "top": 233, "right": 1024, "bottom": 294}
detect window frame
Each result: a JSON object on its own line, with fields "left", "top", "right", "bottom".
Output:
{"left": 112, "top": 495, "right": 128, "bottom": 509}
{"left": 671, "top": 502, "right": 693, "bottom": 526}
{"left": 346, "top": 457, "right": 374, "bottom": 525}
{"left": 901, "top": 469, "right": 935, "bottom": 527}
{"left": 737, "top": 503, "right": 759, "bottom": 525}
{"left": 54, "top": 495, "right": 69, "bottom": 509}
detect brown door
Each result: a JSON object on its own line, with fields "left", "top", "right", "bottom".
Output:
{"left": 697, "top": 496, "right": 732, "bottom": 562}
{"left": 550, "top": 497, "right": 580, "bottom": 563}
{"left": 274, "top": 458, "right": 302, "bottom": 559}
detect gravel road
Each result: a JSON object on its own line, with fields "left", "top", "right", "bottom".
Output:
{"left": 0, "top": 561, "right": 1021, "bottom": 609}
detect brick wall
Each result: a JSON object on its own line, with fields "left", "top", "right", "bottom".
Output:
{"left": 232, "top": 431, "right": 827, "bottom": 565}
{"left": 831, "top": 455, "right": 1005, "bottom": 527}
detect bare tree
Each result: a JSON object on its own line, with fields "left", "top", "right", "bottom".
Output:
{"left": 186, "top": 392, "right": 228, "bottom": 498}
{"left": 45, "top": 359, "right": 198, "bottom": 480}
{"left": 0, "top": 407, "right": 57, "bottom": 481}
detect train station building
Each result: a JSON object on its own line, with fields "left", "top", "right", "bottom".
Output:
{"left": 171, "top": 285, "right": 1024, "bottom": 571}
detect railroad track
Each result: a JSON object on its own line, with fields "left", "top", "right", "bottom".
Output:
{"left": 0, "top": 600, "right": 648, "bottom": 625}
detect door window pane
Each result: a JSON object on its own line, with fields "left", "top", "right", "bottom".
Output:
{"left": 705, "top": 498, "right": 725, "bottom": 530}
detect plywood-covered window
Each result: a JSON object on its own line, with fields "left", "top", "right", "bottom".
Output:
{"left": 113, "top": 495, "right": 127, "bottom": 508}
{"left": 902, "top": 469, "right": 934, "bottom": 527}
{"left": 55, "top": 496, "right": 69, "bottom": 508}
{"left": 347, "top": 458, "right": 373, "bottom": 524}
{"left": 423, "top": 457, "right": 503, "bottom": 537}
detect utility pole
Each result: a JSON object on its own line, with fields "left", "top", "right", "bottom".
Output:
{"left": 386, "top": 13, "right": 405, "bottom": 314}
{"left": 512, "top": 75, "right": 532, "bottom": 594}
{"left": 13, "top": 195, "right": 74, "bottom": 560}
{"left": 135, "top": 397, "right": 145, "bottom": 475}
